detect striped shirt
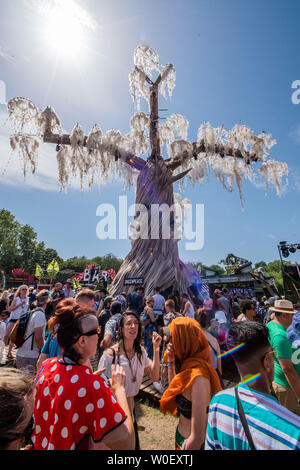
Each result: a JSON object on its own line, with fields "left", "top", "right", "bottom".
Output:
{"left": 205, "top": 384, "right": 300, "bottom": 450}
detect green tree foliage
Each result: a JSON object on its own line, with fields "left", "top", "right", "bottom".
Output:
{"left": 18, "top": 224, "right": 38, "bottom": 273}
{"left": 60, "top": 254, "right": 123, "bottom": 275}
{"left": 0, "top": 210, "right": 124, "bottom": 280}
{"left": 0, "top": 209, "right": 62, "bottom": 275}
{"left": 0, "top": 210, "right": 21, "bottom": 272}
{"left": 42, "top": 248, "right": 64, "bottom": 268}
{"left": 209, "top": 264, "right": 226, "bottom": 275}
{"left": 61, "top": 256, "right": 90, "bottom": 272}
{"left": 254, "top": 261, "right": 267, "bottom": 270}
{"left": 266, "top": 260, "right": 289, "bottom": 273}
{"left": 91, "top": 254, "right": 123, "bottom": 273}
{"left": 264, "top": 260, "right": 290, "bottom": 295}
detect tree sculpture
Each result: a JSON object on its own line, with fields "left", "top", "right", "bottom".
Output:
{"left": 7, "top": 46, "right": 288, "bottom": 295}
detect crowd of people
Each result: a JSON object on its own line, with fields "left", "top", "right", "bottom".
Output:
{"left": 0, "top": 281, "right": 300, "bottom": 451}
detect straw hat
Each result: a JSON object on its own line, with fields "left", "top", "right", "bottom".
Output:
{"left": 269, "top": 299, "right": 297, "bottom": 315}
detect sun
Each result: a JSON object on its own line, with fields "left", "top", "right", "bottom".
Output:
{"left": 43, "top": 2, "right": 85, "bottom": 59}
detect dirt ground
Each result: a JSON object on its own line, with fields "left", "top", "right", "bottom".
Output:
{"left": 135, "top": 399, "right": 178, "bottom": 450}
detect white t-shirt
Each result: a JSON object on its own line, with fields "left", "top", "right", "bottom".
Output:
{"left": 9, "top": 297, "right": 29, "bottom": 321}
{"left": 153, "top": 293, "right": 165, "bottom": 316}
{"left": 16, "top": 308, "right": 46, "bottom": 359}
{"left": 214, "top": 310, "right": 227, "bottom": 324}
{"left": 184, "top": 300, "right": 195, "bottom": 318}
{"left": 98, "top": 346, "right": 152, "bottom": 397}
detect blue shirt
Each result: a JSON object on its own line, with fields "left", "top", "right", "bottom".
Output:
{"left": 41, "top": 333, "right": 60, "bottom": 358}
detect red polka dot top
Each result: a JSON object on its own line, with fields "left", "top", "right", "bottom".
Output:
{"left": 32, "top": 358, "right": 127, "bottom": 450}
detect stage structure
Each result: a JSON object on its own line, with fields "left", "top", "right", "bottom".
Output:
{"left": 7, "top": 46, "right": 289, "bottom": 295}
{"left": 278, "top": 241, "right": 300, "bottom": 304}
{"left": 201, "top": 254, "right": 279, "bottom": 299}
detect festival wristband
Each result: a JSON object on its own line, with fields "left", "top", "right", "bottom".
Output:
{"left": 153, "top": 347, "right": 159, "bottom": 352}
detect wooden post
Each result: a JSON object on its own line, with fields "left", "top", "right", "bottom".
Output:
{"left": 149, "top": 83, "right": 161, "bottom": 157}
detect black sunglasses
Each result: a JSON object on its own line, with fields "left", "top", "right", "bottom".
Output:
{"left": 73, "top": 327, "right": 101, "bottom": 344}
{"left": 83, "top": 327, "right": 101, "bottom": 337}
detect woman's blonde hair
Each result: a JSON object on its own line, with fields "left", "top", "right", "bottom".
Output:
{"left": 0, "top": 290, "right": 9, "bottom": 302}
{"left": 146, "top": 296, "right": 154, "bottom": 305}
{"left": 14, "top": 285, "right": 28, "bottom": 300}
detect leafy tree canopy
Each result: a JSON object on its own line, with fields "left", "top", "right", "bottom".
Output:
{"left": 0, "top": 209, "right": 123, "bottom": 280}
{"left": 209, "top": 264, "right": 226, "bottom": 275}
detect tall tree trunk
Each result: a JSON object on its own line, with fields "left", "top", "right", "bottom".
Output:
{"left": 110, "top": 81, "right": 191, "bottom": 296}
{"left": 110, "top": 158, "right": 191, "bottom": 296}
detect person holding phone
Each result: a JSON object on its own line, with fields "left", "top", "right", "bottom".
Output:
{"left": 98, "top": 310, "right": 162, "bottom": 449}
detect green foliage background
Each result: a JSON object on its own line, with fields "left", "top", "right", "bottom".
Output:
{"left": 0, "top": 209, "right": 123, "bottom": 282}
{"left": 0, "top": 209, "right": 287, "bottom": 292}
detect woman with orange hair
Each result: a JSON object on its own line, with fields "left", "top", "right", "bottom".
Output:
{"left": 160, "top": 316, "right": 222, "bottom": 450}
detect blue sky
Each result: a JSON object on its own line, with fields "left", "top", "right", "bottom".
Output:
{"left": 0, "top": 0, "right": 300, "bottom": 269}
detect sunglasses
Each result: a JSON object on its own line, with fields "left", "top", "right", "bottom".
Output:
{"left": 73, "top": 327, "right": 101, "bottom": 344}
{"left": 124, "top": 320, "right": 139, "bottom": 327}
{"left": 82, "top": 327, "right": 101, "bottom": 337}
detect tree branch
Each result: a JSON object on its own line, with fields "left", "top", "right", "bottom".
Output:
{"left": 167, "top": 140, "right": 260, "bottom": 171}
{"left": 43, "top": 131, "right": 146, "bottom": 172}
{"left": 134, "top": 66, "right": 154, "bottom": 86}
{"left": 155, "top": 64, "right": 173, "bottom": 87}
{"left": 169, "top": 168, "right": 192, "bottom": 184}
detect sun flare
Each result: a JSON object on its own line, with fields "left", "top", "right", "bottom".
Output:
{"left": 43, "top": 1, "right": 85, "bottom": 59}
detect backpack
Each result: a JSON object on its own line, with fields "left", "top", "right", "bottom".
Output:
{"left": 10, "top": 308, "right": 43, "bottom": 349}
{"left": 97, "top": 308, "right": 105, "bottom": 319}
